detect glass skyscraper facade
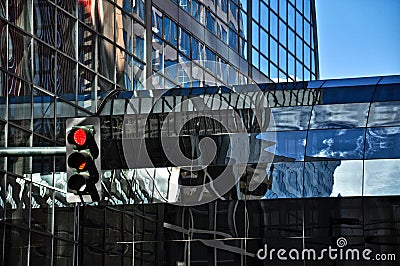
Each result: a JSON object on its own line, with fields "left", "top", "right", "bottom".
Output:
{"left": 3, "top": 1, "right": 399, "bottom": 266}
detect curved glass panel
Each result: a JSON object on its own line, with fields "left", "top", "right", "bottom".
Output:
{"left": 372, "top": 84, "right": 400, "bottom": 102}
{"left": 306, "top": 128, "right": 365, "bottom": 160}
{"left": 310, "top": 103, "right": 369, "bottom": 129}
{"left": 303, "top": 160, "right": 341, "bottom": 197}
{"left": 330, "top": 160, "right": 363, "bottom": 197}
{"left": 264, "top": 162, "right": 304, "bottom": 199}
{"left": 269, "top": 106, "right": 311, "bottom": 131}
{"left": 368, "top": 101, "right": 400, "bottom": 127}
{"left": 364, "top": 159, "right": 400, "bottom": 196}
{"left": 320, "top": 86, "right": 374, "bottom": 104}
{"left": 365, "top": 127, "right": 400, "bottom": 159}
{"left": 260, "top": 131, "right": 306, "bottom": 162}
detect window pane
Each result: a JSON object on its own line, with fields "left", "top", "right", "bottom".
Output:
{"left": 310, "top": 103, "right": 369, "bottom": 129}
{"left": 364, "top": 159, "right": 400, "bottom": 196}
{"left": 306, "top": 128, "right": 365, "bottom": 160}
{"left": 368, "top": 101, "right": 400, "bottom": 127}
{"left": 365, "top": 127, "right": 400, "bottom": 159}
{"left": 269, "top": 106, "right": 311, "bottom": 131}
{"left": 330, "top": 160, "right": 363, "bottom": 197}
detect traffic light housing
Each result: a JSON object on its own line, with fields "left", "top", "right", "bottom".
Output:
{"left": 66, "top": 117, "right": 101, "bottom": 203}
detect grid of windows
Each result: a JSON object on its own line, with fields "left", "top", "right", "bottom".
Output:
{"left": 252, "top": 0, "right": 317, "bottom": 82}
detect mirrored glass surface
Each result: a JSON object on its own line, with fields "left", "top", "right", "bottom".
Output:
{"left": 259, "top": 130, "right": 306, "bottom": 161}
{"left": 306, "top": 128, "right": 365, "bottom": 160}
{"left": 364, "top": 159, "right": 400, "bottom": 196}
{"left": 310, "top": 103, "right": 369, "bottom": 129}
{"left": 330, "top": 160, "right": 363, "bottom": 197}
{"left": 368, "top": 101, "right": 400, "bottom": 127}
{"left": 365, "top": 127, "right": 400, "bottom": 159}
{"left": 269, "top": 106, "right": 311, "bottom": 131}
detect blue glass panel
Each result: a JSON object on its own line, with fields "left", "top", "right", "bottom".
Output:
{"left": 306, "top": 128, "right": 365, "bottom": 160}
{"left": 260, "top": 29, "right": 268, "bottom": 55}
{"left": 373, "top": 84, "right": 400, "bottom": 102}
{"left": 270, "top": 37, "right": 278, "bottom": 64}
{"left": 164, "top": 16, "right": 177, "bottom": 46}
{"left": 178, "top": 28, "right": 191, "bottom": 57}
{"left": 252, "top": 21, "right": 259, "bottom": 49}
{"left": 270, "top": 11, "right": 278, "bottom": 39}
{"left": 320, "top": 86, "right": 375, "bottom": 104}
{"left": 260, "top": 1, "right": 268, "bottom": 30}
{"left": 322, "top": 76, "right": 380, "bottom": 88}
{"left": 259, "top": 130, "right": 306, "bottom": 161}
{"left": 378, "top": 75, "right": 400, "bottom": 85}
{"left": 365, "top": 127, "right": 400, "bottom": 159}
{"left": 270, "top": 0, "right": 278, "bottom": 13}
{"left": 310, "top": 103, "right": 369, "bottom": 129}
{"left": 303, "top": 160, "right": 342, "bottom": 197}
{"left": 279, "top": 0, "right": 287, "bottom": 21}
{"left": 152, "top": 7, "right": 163, "bottom": 34}
{"left": 364, "top": 159, "right": 400, "bottom": 196}
{"left": 206, "top": 9, "right": 215, "bottom": 33}
{"left": 269, "top": 106, "right": 312, "bottom": 131}
{"left": 264, "top": 162, "right": 304, "bottom": 199}
{"left": 252, "top": 0, "right": 259, "bottom": 21}
{"left": 368, "top": 101, "right": 400, "bottom": 127}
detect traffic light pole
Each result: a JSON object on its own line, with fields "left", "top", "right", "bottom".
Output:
{"left": 0, "top": 147, "right": 66, "bottom": 156}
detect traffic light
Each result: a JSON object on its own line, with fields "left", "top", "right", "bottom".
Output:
{"left": 66, "top": 117, "right": 101, "bottom": 203}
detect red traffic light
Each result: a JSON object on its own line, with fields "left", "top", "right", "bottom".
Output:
{"left": 73, "top": 128, "right": 87, "bottom": 146}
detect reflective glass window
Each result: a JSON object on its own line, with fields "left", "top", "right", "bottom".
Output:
{"left": 133, "top": 0, "right": 145, "bottom": 21}
{"left": 229, "top": 0, "right": 239, "bottom": 32}
{"left": 310, "top": 103, "right": 369, "bottom": 129}
{"left": 239, "top": 10, "right": 247, "bottom": 39}
{"left": 179, "top": 0, "right": 191, "bottom": 13}
{"left": 320, "top": 86, "right": 375, "bottom": 104}
{"left": 264, "top": 161, "right": 304, "bottom": 199}
{"left": 279, "top": 19, "right": 286, "bottom": 46}
{"left": 304, "top": 20, "right": 310, "bottom": 45}
{"left": 368, "top": 101, "right": 400, "bottom": 127}
{"left": 102, "top": 0, "right": 115, "bottom": 41}
{"left": 164, "top": 45, "right": 178, "bottom": 81}
{"left": 33, "top": 41, "right": 55, "bottom": 92}
{"left": 296, "top": 10, "right": 303, "bottom": 38}
{"left": 205, "top": 47, "right": 216, "bottom": 73}
{"left": 152, "top": 6, "right": 163, "bottom": 35}
{"left": 164, "top": 16, "right": 178, "bottom": 46}
{"left": 78, "top": 23, "right": 96, "bottom": 70}
{"left": 98, "top": 37, "right": 115, "bottom": 80}
{"left": 288, "top": 53, "right": 295, "bottom": 78}
{"left": 364, "top": 159, "right": 400, "bottom": 196}
{"left": 269, "top": 106, "right": 311, "bottom": 131}
{"left": 34, "top": 1, "right": 55, "bottom": 45}
{"left": 260, "top": 1, "right": 268, "bottom": 30}
{"left": 206, "top": 9, "right": 216, "bottom": 33}
{"left": 288, "top": 3, "right": 295, "bottom": 30}
{"left": 152, "top": 35, "right": 163, "bottom": 71}
{"left": 56, "top": 54, "right": 76, "bottom": 96}
{"left": 303, "top": 160, "right": 343, "bottom": 197}
{"left": 179, "top": 28, "right": 191, "bottom": 57}
{"left": 288, "top": 28, "right": 295, "bottom": 54}
{"left": 252, "top": 21, "right": 259, "bottom": 49}
{"left": 373, "top": 84, "right": 400, "bottom": 102}
{"left": 296, "top": 60, "right": 303, "bottom": 80}
{"left": 260, "top": 29, "right": 268, "bottom": 55}
{"left": 306, "top": 128, "right": 365, "bottom": 160}
{"left": 260, "top": 54, "right": 267, "bottom": 74}
{"left": 252, "top": 0, "right": 259, "bottom": 21}
{"left": 270, "top": 11, "right": 278, "bottom": 39}
{"left": 8, "top": 26, "right": 32, "bottom": 81}
{"left": 217, "top": 19, "right": 228, "bottom": 44}
{"left": 259, "top": 130, "right": 306, "bottom": 161}
{"left": 57, "top": 10, "right": 76, "bottom": 58}
{"left": 192, "top": 0, "right": 205, "bottom": 24}
{"left": 279, "top": 45, "right": 287, "bottom": 72}
{"left": 253, "top": 48, "right": 260, "bottom": 69}
{"left": 280, "top": 0, "right": 287, "bottom": 21}
{"left": 270, "top": 37, "right": 277, "bottom": 65}
{"left": 296, "top": 34, "right": 303, "bottom": 61}
{"left": 229, "top": 28, "right": 238, "bottom": 51}
{"left": 304, "top": 0, "right": 311, "bottom": 20}
{"left": 270, "top": 62, "right": 278, "bottom": 81}
{"left": 9, "top": 0, "right": 32, "bottom": 31}
{"left": 133, "top": 21, "right": 145, "bottom": 60}
{"left": 116, "top": 47, "right": 132, "bottom": 90}
{"left": 330, "top": 160, "right": 363, "bottom": 197}
{"left": 365, "top": 127, "right": 400, "bottom": 159}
